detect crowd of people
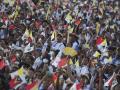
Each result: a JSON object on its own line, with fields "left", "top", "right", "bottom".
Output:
{"left": 0, "top": 0, "right": 120, "bottom": 90}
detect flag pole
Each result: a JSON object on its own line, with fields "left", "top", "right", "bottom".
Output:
{"left": 46, "top": 5, "right": 51, "bottom": 20}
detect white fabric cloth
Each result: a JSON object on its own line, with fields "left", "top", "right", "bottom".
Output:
{"left": 75, "top": 66, "right": 81, "bottom": 77}
{"left": 52, "top": 51, "right": 62, "bottom": 67}
{"left": 24, "top": 43, "right": 34, "bottom": 53}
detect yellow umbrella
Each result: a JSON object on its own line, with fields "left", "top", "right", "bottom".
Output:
{"left": 63, "top": 47, "right": 77, "bottom": 57}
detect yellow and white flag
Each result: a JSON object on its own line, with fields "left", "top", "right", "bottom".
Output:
{"left": 22, "top": 29, "right": 29, "bottom": 40}
{"left": 9, "top": 5, "right": 20, "bottom": 20}
{"left": 96, "top": 22, "right": 100, "bottom": 35}
{"left": 4, "top": 0, "right": 15, "bottom": 6}
{"left": 10, "top": 67, "right": 26, "bottom": 79}
{"left": 93, "top": 51, "right": 101, "bottom": 58}
{"left": 65, "top": 12, "right": 72, "bottom": 23}
{"left": 14, "top": 5, "right": 20, "bottom": 21}
{"left": 5, "top": 0, "right": 16, "bottom": 6}
{"left": 29, "top": 30, "right": 33, "bottom": 40}
{"left": 68, "top": 25, "right": 74, "bottom": 33}
{"left": 101, "top": 39, "right": 107, "bottom": 46}
{"left": 69, "top": 58, "right": 73, "bottom": 65}
{"left": 75, "top": 60, "right": 79, "bottom": 67}
{"left": 4, "top": 0, "right": 9, "bottom": 4}
{"left": 51, "top": 31, "right": 57, "bottom": 41}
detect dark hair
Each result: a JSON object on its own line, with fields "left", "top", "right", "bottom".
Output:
{"left": 116, "top": 75, "right": 120, "bottom": 84}
{"left": 114, "top": 65, "right": 120, "bottom": 73}
{"left": 66, "top": 83, "right": 73, "bottom": 89}
{"left": 113, "top": 84, "right": 120, "bottom": 90}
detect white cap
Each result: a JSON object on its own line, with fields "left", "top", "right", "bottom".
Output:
{"left": 41, "top": 32, "right": 45, "bottom": 37}
{"left": 43, "top": 59, "right": 48, "bottom": 63}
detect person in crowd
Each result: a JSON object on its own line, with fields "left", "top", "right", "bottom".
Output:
{"left": 0, "top": 0, "right": 119, "bottom": 90}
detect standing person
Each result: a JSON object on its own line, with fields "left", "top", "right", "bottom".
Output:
{"left": 69, "top": 33, "right": 80, "bottom": 52}
{"left": 111, "top": 66, "right": 120, "bottom": 90}
{"left": 51, "top": 33, "right": 65, "bottom": 52}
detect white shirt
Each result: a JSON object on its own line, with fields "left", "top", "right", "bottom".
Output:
{"left": 80, "top": 66, "right": 89, "bottom": 75}
{"left": 32, "top": 57, "right": 42, "bottom": 70}
{"left": 42, "top": 42, "right": 48, "bottom": 53}
{"left": 51, "top": 41, "right": 65, "bottom": 51}
{"left": 72, "top": 41, "right": 79, "bottom": 51}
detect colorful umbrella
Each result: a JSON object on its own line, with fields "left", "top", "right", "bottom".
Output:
{"left": 63, "top": 47, "right": 77, "bottom": 57}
